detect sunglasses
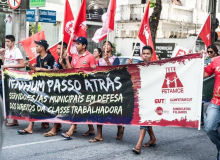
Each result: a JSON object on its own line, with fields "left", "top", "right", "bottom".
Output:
{"left": 207, "top": 51, "right": 213, "bottom": 53}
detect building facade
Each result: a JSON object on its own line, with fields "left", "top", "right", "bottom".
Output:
{"left": 26, "top": 0, "right": 220, "bottom": 58}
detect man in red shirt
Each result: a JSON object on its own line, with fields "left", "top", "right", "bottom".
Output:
{"left": 61, "top": 37, "right": 96, "bottom": 139}
{"left": 204, "top": 56, "right": 220, "bottom": 160}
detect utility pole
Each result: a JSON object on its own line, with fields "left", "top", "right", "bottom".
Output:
{"left": 35, "top": 7, "right": 39, "bottom": 33}
{"left": 209, "top": 0, "right": 217, "bottom": 44}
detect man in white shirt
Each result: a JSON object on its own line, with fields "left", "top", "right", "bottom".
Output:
{"left": 0, "top": 35, "right": 25, "bottom": 126}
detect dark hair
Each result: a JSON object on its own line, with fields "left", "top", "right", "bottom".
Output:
{"left": 103, "top": 41, "right": 113, "bottom": 48}
{"left": 46, "top": 49, "right": 51, "bottom": 54}
{"left": 142, "top": 45, "right": 153, "bottom": 54}
{"left": 207, "top": 44, "right": 219, "bottom": 56}
{"left": 5, "top": 35, "right": 15, "bottom": 42}
{"left": 156, "top": 54, "right": 161, "bottom": 60}
{"left": 58, "top": 41, "right": 68, "bottom": 49}
{"left": 94, "top": 47, "right": 102, "bottom": 58}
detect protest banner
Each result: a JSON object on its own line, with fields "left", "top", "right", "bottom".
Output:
{"left": 3, "top": 54, "right": 203, "bottom": 129}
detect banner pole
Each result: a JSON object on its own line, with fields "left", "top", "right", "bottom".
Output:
{"left": 131, "top": 37, "right": 138, "bottom": 59}
{"left": 190, "top": 34, "right": 200, "bottom": 51}
{"left": 1, "top": 66, "right": 6, "bottom": 119}
{"left": 105, "top": 28, "right": 110, "bottom": 53}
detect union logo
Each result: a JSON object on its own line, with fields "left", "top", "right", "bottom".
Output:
{"left": 143, "top": 24, "right": 150, "bottom": 45}
{"left": 31, "top": 47, "right": 37, "bottom": 56}
{"left": 65, "top": 20, "right": 75, "bottom": 36}
{"left": 155, "top": 107, "right": 163, "bottom": 115}
{"left": 162, "top": 67, "right": 184, "bottom": 94}
{"left": 79, "top": 21, "right": 87, "bottom": 32}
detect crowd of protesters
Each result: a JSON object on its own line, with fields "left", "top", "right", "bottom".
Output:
{"left": 1, "top": 34, "right": 220, "bottom": 158}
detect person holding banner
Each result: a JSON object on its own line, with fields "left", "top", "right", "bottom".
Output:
{"left": 17, "top": 40, "right": 54, "bottom": 134}
{"left": 57, "top": 42, "right": 72, "bottom": 70}
{"left": 61, "top": 37, "right": 96, "bottom": 139}
{"left": 200, "top": 44, "right": 219, "bottom": 60}
{"left": 203, "top": 51, "right": 220, "bottom": 160}
{"left": 89, "top": 41, "right": 124, "bottom": 143}
{"left": 43, "top": 41, "right": 72, "bottom": 137}
{"left": 0, "top": 35, "right": 25, "bottom": 126}
{"left": 93, "top": 48, "right": 102, "bottom": 65}
{"left": 127, "top": 46, "right": 157, "bottom": 154}
{"left": 200, "top": 45, "right": 218, "bottom": 126}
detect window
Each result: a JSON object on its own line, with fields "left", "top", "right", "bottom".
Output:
{"left": 141, "top": 0, "right": 147, "bottom": 4}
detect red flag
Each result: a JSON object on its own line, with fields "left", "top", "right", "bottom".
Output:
{"left": 198, "top": 14, "right": 211, "bottom": 47}
{"left": 63, "top": 0, "right": 75, "bottom": 54}
{"left": 138, "top": 1, "right": 157, "bottom": 61}
{"left": 48, "top": 42, "right": 60, "bottom": 62}
{"left": 19, "top": 31, "right": 45, "bottom": 64}
{"left": 74, "top": 0, "right": 87, "bottom": 38}
{"left": 92, "top": 0, "right": 116, "bottom": 43}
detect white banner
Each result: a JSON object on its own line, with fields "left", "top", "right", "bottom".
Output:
{"left": 138, "top": 54, "right": 204, "bottom": 129}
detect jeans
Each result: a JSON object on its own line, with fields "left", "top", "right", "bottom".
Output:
{"left": 140, "top": 126, "right": 149, "bottom": 130}
{"left": 201, "top": 103, "right": 204, "bottom": 123}
{"left": 204, "top": 103, "right": 220, "bottom": 160}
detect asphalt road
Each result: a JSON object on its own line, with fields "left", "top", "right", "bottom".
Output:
{"left": 0, "top": 119, "right": 217, "bottom": 160}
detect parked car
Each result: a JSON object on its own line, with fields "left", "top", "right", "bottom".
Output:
{"left": 118, "top": 56, "right": 142, "bottom": 65}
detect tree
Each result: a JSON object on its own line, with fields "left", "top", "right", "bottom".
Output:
{"left": 149, "top": 0, "right": 162, "bottom": 46}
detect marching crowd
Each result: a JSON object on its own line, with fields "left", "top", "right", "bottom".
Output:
{"left": 1, "top": 34, "right": 220, "bottom": 158}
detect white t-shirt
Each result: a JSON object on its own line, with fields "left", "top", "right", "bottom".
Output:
{"left": 4, "top": 46, "right": 23, "bottom": 70}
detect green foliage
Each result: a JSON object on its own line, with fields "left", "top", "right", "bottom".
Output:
{"left": 112, "top": 43, "right": 121, "bottom": 57}
{"left": 150, "top": 0, "right": 156, "bottom": 8}
{"left": 29, "top": 23, "right": 42, "bottom": 35}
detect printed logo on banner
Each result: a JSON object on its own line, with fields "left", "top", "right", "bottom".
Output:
{"left": 162, "top": 67, "right": 184, "bottom": 94}
{"left": 175, "top": 49, "right": 187, "bottom": 57}
{"left": 155, "top": 99, "right": 166, "bottom": 104}
{"left": 155, "top": 107, "right": 163, "bottom": 115}
{"left": 170, "top": 98, "right": 193, "bottom": 104}
{"left": 65, "top": 20, "right": 75, "bottom": 36}
{"left": 155, "top": 107, "right": 169, "bottom": 115}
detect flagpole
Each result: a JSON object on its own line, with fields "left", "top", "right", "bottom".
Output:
{"left": 60, "top": 0, "right": 67, "bottom": 59}
{"left": 105, "top": 28, "right": 110, "bottom": 53}
{"left": 191, "top": 13, "right": 210, "bottom": 51}
{"left": 60, "top": 34, "right": 64, "bottom": 58}
{"left": 67, "top": 31, "right": 74, "bottom": 54}
{"left": 190, "top": 34, "right": 200, "bottom": 51}
{"left": 29, "top": 54, "right": 40, "bottom": 62}
{"left": 131, "top": 37, "right": 138, "bottom": 58}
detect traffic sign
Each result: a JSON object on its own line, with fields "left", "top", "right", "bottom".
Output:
{"left": 39, "top": 10, "right": 56, "bottom": 23}
{"left": 30, "top": 0, "right": 45, "bottom": 7}
{"left": 26, "top": 9, "right": 35, "bottom": 22}
{"left": 8, "top": 0, "right": 21, "bottom": 9}
{"left": 26, "top": 9, "right": 56, "bottom": 23}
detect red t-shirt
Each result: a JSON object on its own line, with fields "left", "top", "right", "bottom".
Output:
{"left": 95, "top": 60, "right": 99, "bottom": 66}
{"left": 71, "top": 50, "right": 96, "bottom": 68}
{"left": 205, "top": 56, "right": 220, "bottom": 105}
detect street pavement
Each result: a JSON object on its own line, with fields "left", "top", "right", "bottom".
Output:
{"left": 0, "top": 119, "right": 217, "bottom": 160}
